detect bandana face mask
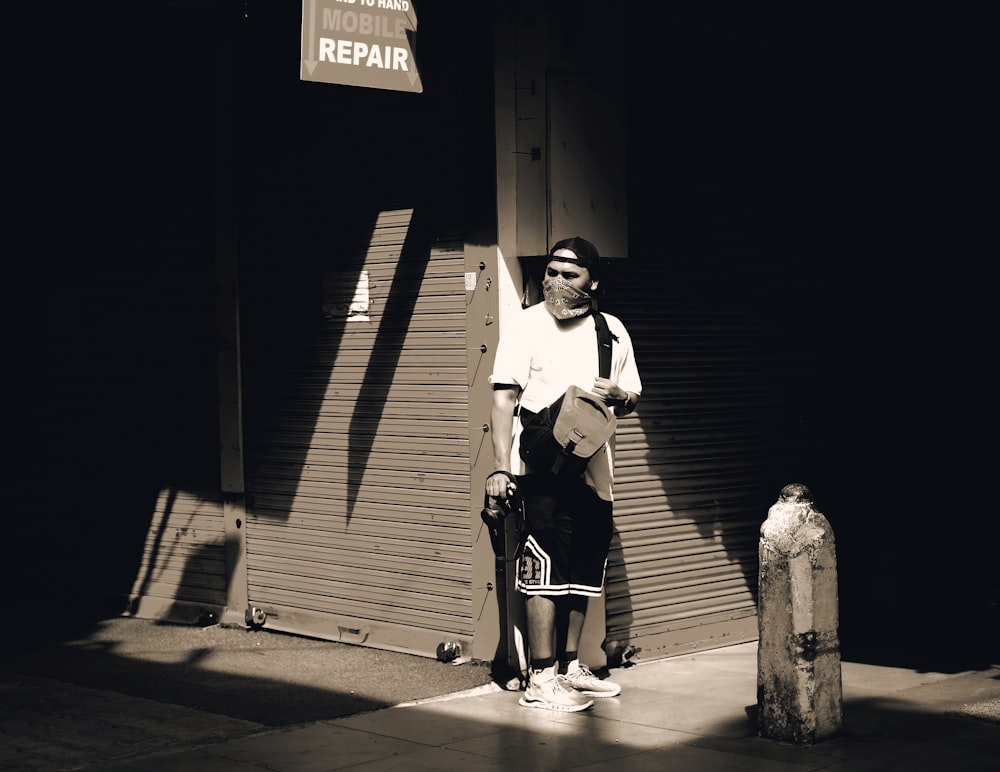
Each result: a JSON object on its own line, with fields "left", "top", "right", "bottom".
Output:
{"left": 542, "top": 275, "right": 593, "bottom": 319}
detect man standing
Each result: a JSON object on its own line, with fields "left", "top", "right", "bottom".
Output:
{"left": 487, "top": 236, "right": 642, "bottom": 711}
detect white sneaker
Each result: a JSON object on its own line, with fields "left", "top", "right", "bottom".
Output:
{"left": 562, "top": 663, "right": 622, "bottom": 697}
{"left": 519, "top": 671, "right": 594, "bottom": 712}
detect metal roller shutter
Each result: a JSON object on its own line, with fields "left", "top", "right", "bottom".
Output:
{"left": 605, "top": 298, "right": 772, "bottom": 659}
{"left": 245, "top": 211, "right": 471, "bottom": 657}
{"left": 604, "top": 16, "right": 839, "bottom": 660}
{"left": 607, "top": 286, "right": 831, "bottom": 661}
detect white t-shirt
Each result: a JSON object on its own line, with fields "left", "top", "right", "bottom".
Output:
{"left": 489, "top": 303, "right": 642, "bottom": 501}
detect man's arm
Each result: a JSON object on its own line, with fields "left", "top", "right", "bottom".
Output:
{"left": 487, "top": 384, "right": 519, "bottom": 498}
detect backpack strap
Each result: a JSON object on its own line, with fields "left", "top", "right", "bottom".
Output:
{"left": 592, "top": 311, "right": 617, "bottom": 379}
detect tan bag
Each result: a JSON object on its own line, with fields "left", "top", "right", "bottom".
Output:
{"left": 519, "top": 385, "right": 617, "bottom": 477}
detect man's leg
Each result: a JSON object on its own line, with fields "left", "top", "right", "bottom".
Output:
{"left": 555, "top": 480, "right": 621, "bottom": 697}
{"left": 556, "top": 595, "right": 622, "bottom": 698}
{"left": 526, "top": 594, "right": 557, "bottom": 664}
{"left": 554, "top": 595, "right": 588, "bottom": 669}
{"left": 519, "top": 593, "right": 593, "bottom": 712}
{"left": 516, "top": 478, "right": 593, "bottom": 711}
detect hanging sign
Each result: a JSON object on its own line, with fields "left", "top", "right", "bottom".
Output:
{"left": 300, "top": 0, "right": 422, "bottom": 93}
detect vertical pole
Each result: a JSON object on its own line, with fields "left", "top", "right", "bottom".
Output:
{"left": 476, "top": 1, "right": 525, "bottom": 680}
{"left": 212, "top": 30, "right": 249, "bottom": 627}
{"left": 757, "top": 483, "right": 842, "bottom": 745}
{"left": 468, "top": 244, "right": 502, "bottom": 664}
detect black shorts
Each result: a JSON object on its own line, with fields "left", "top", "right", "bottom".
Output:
{"left": 515, "top": 473, "right": 613, "bottom": 597}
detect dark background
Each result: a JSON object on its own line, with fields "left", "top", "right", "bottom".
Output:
{"left": 3, "top": 3, "right": 995, "bottom": 665}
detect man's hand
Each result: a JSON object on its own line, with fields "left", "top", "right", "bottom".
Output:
{"left": 486, "top": 470, "right": 517, "bottom": 500}
{"left": 592, "top": 376, "right": 627, "bottom": 405}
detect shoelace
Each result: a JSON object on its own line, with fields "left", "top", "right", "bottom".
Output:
{"left": 549, "top": 675, "right": 576, "bottom": 693}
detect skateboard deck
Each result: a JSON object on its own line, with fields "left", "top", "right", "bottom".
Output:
{"left": 481, "top": 494, "right": 528, "bottom": 689}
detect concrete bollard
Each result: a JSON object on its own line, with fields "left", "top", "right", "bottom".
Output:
{"left": 757, "top": 483, "right": 842, "bottom": 745}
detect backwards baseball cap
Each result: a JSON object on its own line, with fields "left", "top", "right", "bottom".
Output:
{"left": 548, "top": 236, "right": 602, "bottom": 281}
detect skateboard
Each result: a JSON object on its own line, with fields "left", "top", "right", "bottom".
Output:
{"left": 481, "top": 487, "right": 528, "bottom": 689}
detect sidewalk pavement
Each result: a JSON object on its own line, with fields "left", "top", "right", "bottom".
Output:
{"left": 3, "top": 641, "right": 998, "bottom": 771}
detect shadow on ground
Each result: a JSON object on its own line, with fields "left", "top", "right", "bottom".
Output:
{"left": 3, "top": 616, "right": 494, "bottom": 726}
